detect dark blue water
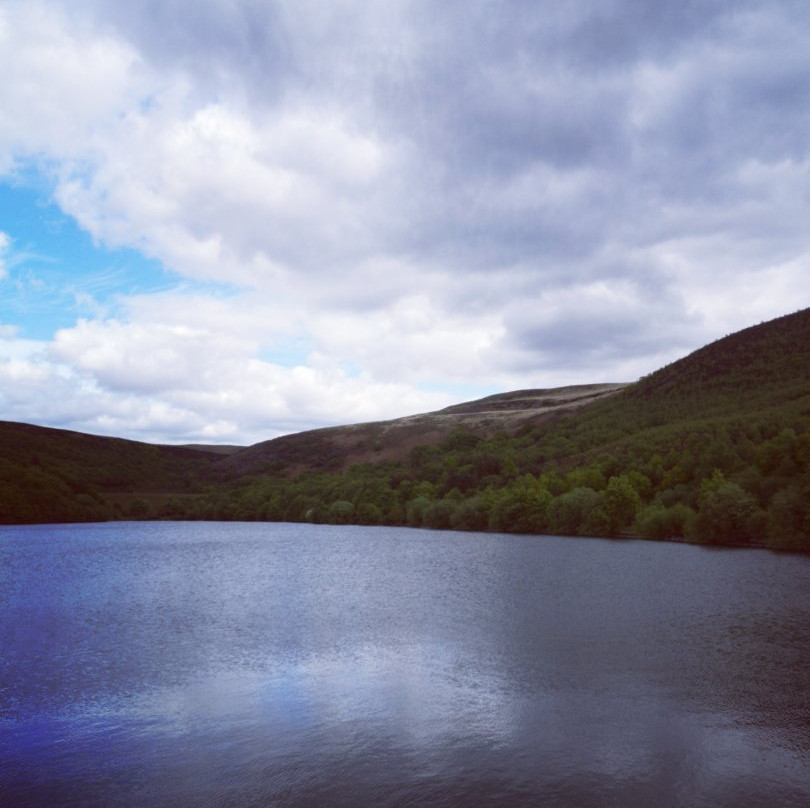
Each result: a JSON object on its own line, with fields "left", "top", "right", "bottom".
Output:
{"left": 2, "top": 522, "right": 809, "bottom": 807}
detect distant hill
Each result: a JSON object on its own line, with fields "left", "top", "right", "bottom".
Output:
{"left": 179, "top": 444, "right": 244, "bottom": 456}
{"left": 215, "top": 383, "right": 626, "bottom": 477}
{"left": 1, "top": 308, "right": 809, "bottom": 549}
{"left": 0, "top": 422, "right": 215, "bottom": 523}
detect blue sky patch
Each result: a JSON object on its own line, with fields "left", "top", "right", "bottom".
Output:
{"left": 0, "top": 180, "right": 171, "bottom": 339}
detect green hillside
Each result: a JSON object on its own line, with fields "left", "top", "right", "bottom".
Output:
{"left": 2, "top": 308, "right": 809, "bottom": 549}
{"left": 0, "top": 422, "right": 216, "bottom": 523}
{"left": 197, "top": 309, "right": 810, "bottom": 550}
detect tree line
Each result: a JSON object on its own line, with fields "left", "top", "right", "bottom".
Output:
{"left": 156, "top": 413, "right": 810, "bottom": 551}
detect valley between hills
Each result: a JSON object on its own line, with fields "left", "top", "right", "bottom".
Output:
{"left": 2, "top": 309, "right": 809, "bottom": 551}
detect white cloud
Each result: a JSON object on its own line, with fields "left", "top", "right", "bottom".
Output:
{"left": 31, "top": 291, "right": 454, "bottom": 442}
{"left": 0, "top": 1, "right": 144, "bottom": 169}
{"left": 1, "top": 0, "right": 809, "bottom": 443}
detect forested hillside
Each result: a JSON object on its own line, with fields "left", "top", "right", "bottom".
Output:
{"left": 191, "top": 309, "right": 810, "bottom": 550}
{"left": 2, "top": 308, "right": 809, "bottom": 550}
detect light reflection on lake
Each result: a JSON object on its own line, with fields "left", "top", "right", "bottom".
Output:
{"left": 2, "top": 521, "right": 809, "bottom": 807}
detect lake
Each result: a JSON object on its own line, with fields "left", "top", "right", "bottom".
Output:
{"left": 1, "top": 521, "right": 809, "bottom": 807}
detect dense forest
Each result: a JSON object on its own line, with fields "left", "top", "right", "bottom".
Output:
{"left": 2, "top": 308, "right": 809, "bottom": 551}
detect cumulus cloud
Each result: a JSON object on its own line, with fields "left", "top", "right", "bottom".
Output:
{"left": 0, "top": 319, "right": 453, "bottom": 444}
{"left": 0, "top": 0, "right": 809, "bottom": 442}
{"left": 33, "top": 291, "right": 453, "bottom": 442}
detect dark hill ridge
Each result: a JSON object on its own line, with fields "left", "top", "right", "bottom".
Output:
{"left": 0, "top": 421, "right": 217, "bottom": 523}
{"left": 631, "top": 307, "right": 810, "bottom": 408}
{"left": 179, "top": 443, "right": 244, "bottom": 456}
{"left": 214, "top": 383, "right": 627, "bottom": 477}
{"left": 482, "top": 307, "right": 810, "bottom": 500}
{"left": 0, "top": 420, "right": 216, "bottom": 482}
{"left": 571, "top": 306, "right": 810, "bottom": 441}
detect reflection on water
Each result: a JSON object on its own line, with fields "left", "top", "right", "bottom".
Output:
{"left": 1, "top": 522, "right": 809, "bottom": 807}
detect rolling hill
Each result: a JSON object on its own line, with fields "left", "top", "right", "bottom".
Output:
{"left": 1, "top": 308, "right": 809, "bottom": 549}
{"left": 0, "top": 422, "right": 218, "bottom": 523}
{"left": 214, "top": 383, "right": 627, "bottom": 477}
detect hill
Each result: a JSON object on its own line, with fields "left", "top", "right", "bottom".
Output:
{"left": 0, "top": 422, "right": 216, "bottom": 523}
{"left": 179, "top": 444, "right": 244, "bottom": 456}
{"left": 198, "top": 309, "right": 810, "bottom": 550}
{"left": 0, "top": 386, "right": 624, "bottom": 524}
{"left": 215, "top": 384, "right": 626, "bottom": 477}
{"left": 1, "top": 308, "right": 809, "bottom": 549}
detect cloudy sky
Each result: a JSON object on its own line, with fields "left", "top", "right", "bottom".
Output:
{"left": 1, "top": 0, "right": 809, "bottom": 445}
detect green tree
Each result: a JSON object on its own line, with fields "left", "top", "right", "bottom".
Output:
{"left": 406, "top": 495, "right": 433, "bottom": 527}
{"left": 328, "top": 500, "right": 355, "bottom": 524}
{"left": 450, "top": 496, "right": 490, "bottom": 531}
{"left": 547, "top": 487, "right": 602, "bottom": 536}
{"left": 566, "top": 463, "right": 607, "bottom": 492}
{"left": 423, "top": 497, "right": 457, "bottom": 529}
{"left": 599, "top": 474, "right": 643, "bottom": 535}
{"left": 634, "top": 503, "right": 694, "bottom": 540}
{"left": 691, "top": 470, "right": 764, "bottom": 544}
{"left": 129, "top": 498, "right": 152, "bottom": 519}
{"left": 766, "top": 486, "right": 809, "bottom": 550}
{"left": 488, "top": 476, "right": 552, "bottom": 534}
{"left": 356, "top": 501, "right": 382, "bottom": 525}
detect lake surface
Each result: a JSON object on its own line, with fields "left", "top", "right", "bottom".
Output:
{"left": 1, "top": 522, "right": 809, "bottom": 807}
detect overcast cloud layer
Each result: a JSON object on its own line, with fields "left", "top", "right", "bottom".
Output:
{"left": 1, "top": 0, "right": 809, "bottom": 444}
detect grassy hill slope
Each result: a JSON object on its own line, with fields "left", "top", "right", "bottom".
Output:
{"left": 215, "top": 383, "right": 626, "bottom": 477}
{"left": 0, "top": 422, "right": 217, "bottom": 523}
{"left": 512, "top": 307, "right": 810, "bottom": 472}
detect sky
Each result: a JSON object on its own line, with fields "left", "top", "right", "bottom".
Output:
{"left": 1, "top": 0, "right": 809, "bottom": 446}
